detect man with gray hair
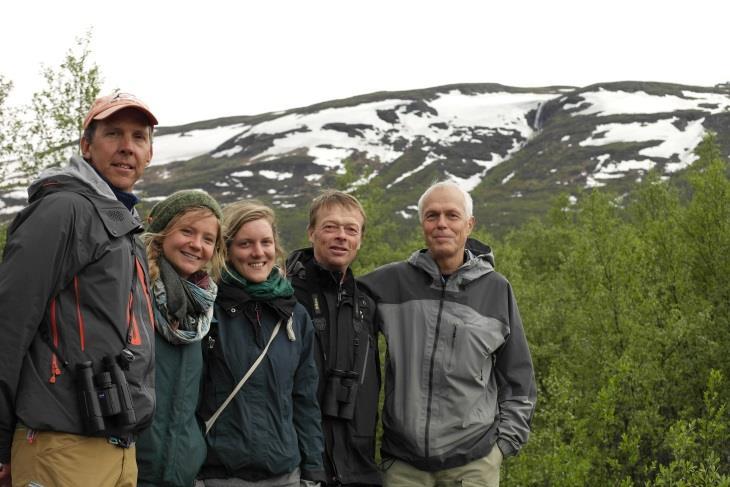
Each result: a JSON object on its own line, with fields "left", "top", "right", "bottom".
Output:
{"left": 361, "top": 180, "right": 536, "bottom": 487}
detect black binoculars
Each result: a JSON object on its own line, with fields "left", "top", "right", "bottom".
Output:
{"left": 322, "top": 369, "right": 359, "bottom": 420}
{"left": 76, "top": 355, "right": 136, "bottom": 433}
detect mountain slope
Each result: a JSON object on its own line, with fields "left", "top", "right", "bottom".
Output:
{"left": 2, "top": 81, "right": 729, "bottom": 240}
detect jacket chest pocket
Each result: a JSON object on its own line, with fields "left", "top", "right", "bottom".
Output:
{"left": 445, "top": 316, "right": 506, "bottom": 383}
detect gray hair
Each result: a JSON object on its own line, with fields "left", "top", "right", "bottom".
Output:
{"left": 417, "top": 180, "right": 473, "bottom": 221}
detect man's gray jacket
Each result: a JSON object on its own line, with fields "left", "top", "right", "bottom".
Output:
{"left": 0, "top": 156, "right": 156, "bottom": 463}
{"left": 360, "top": 243, "right": 536, "bottom": 471}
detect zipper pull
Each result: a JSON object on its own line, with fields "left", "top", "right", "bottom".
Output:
{"left": 49, "top": 354, "right": 62, "bottom": 383}
{"left": 255, "top": 303, "right": 262, "bottom": 327}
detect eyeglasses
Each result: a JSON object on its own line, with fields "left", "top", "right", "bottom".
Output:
{"left": 319, "top": 222, "right": 361, "bottom": 237}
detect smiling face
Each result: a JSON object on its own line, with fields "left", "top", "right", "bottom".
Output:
{"left": 228, "top": 218, "right": 276, "bottom": 283}
{"left": 160, "top": 209, "right": 219, "bottom": 279}
{"left": 421, "top": 185, "right": 475, "bottom": 274}
{"left": 308, "top": 203, "right": 364, "bottom": 273}
{"left": 80, "top": 108, "right": 153, "bottom": 192}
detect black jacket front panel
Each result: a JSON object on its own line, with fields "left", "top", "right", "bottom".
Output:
{"left": 287, "top": 248, "right": 381, "bottom": 486}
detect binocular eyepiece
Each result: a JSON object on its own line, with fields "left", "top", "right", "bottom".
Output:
{"left": 322, "top": 369, "right": 359, "bottom": 420}
{"left": 76, "top": 355, "right": 136, "bottom": 434}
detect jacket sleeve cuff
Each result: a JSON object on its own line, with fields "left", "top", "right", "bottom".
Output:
{"left": 300, "top": 468, "right": 327, "bottom": 483}
{"left": 497, "top": 438, "right": 517, "bottom": 458}
{"left": 0, "top": 444, "right": 10, "bottom": 464}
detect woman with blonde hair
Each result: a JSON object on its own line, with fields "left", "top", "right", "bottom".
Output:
{"left": 197, "top": 200, "right": 324, "bottom": 487}
{"left": 137, "top": 189, "right": 226, "bottom": 487}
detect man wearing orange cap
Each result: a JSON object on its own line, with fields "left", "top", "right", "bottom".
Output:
{"left": 0, "top": 93, "right": 159, "bottom": 487}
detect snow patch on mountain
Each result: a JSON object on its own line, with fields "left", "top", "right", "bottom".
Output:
{"left": 449, "top": 153, "right": 506, "bottom": 192}
{"left": 580, "top": 117, "right": 705, "bottom": 175}
{"left": 244, "top": 91, "right": 556, "bottom": 182}
{"left": 567, "top": 89, "right": 730, "bottom": 116}
{"left": 152, "top": 124, "right": 247, "bottom": 166}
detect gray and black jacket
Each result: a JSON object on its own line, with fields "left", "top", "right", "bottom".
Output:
{"left": 360, "top": 241, "right": 536, "bottom": 471}
{"left": 0, "top": 155, "right": 156, "bottom": 462}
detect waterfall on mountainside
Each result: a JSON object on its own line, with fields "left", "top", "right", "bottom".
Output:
{"left": 534, "top": 102, "right": 544, "bottom": 131}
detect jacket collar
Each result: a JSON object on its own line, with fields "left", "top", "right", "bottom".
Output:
{"left": 27, "top": 155, "right": 143, "bottom": 238}
{"left": 216, "top": 279, "right": 296, "bottom": 321}
{"left": 408, "top": 238, "right": 495, "bottom": 290}
{"left": 287, "top": 247, "right": 355, "bottom": 290}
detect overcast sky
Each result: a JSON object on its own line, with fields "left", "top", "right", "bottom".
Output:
{"left": 3, "top": 0, "right": 729, "bottom": 126}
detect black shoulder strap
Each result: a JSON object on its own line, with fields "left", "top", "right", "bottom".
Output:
{"left": 286, "top": 251, "right": 306, "bottom": 280}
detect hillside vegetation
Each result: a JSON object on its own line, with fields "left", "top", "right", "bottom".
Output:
{"left": 473, "top": 135, "right": 729, "bottom": 485}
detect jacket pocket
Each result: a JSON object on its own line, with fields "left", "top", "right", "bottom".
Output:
{"left": 352, "top": 336, "right": 379, "bottom": 436}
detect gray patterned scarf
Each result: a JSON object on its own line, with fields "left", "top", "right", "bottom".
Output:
{"left": 153, "top": 257, "right": 217, "bottom": 344}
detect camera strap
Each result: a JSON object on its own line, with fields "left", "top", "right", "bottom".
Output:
{"left": 204, "top": 317, "right": 285, "bottom": 436}
{"left": 349, "top": 286, "right": 371, "bottom": 386}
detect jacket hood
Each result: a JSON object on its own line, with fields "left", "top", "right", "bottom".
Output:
{"left": 408, "top": 237, "right": 495, "bottom": 288}
{"left": 285, "top": 246, "right": 315, "bottom": 278}
{"left": 27, "top": 155, "right": 117, "bottom": 203}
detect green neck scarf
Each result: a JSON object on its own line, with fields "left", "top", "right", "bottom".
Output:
{"left": 222, "top": 265, "right": 294, "bottom": 300}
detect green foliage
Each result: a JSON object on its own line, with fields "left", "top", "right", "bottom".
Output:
{"left": 2, "top": 31, "right": 101, "bottom": 187}
{"left": 0, "top": 75, "right": 22, "bottom": 183}
{"left": 496, "top": 133, "right": 730, "bottom": 485}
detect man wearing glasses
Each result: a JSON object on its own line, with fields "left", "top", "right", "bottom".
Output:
{"left": 287, "top": 190, "right": 381, "bottom": 487}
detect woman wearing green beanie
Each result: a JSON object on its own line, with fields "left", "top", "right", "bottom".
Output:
{"left": 196, "top": 201, "right": 325, "bottom": 486}
{"left": 137, "top": 190, "right": 226, "bottom": 487}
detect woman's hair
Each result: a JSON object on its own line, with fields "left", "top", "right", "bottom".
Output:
{"left": 222, "top": 200, "right": 286, "bottom": 275}
{"left": 144, "top": 206, "right": 226, "bottom": 282}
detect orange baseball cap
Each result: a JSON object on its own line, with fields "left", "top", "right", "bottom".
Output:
{"left": 82, "top": 92, "right": 158, "bottom": 129}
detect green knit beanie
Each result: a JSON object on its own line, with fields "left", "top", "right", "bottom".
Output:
{"left": 147, "top": 190, "right": 223, "bottom": 233}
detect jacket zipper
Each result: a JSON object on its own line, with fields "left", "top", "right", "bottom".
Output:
{"left": 127, "top": 292, "right": 142, "bottom": 345}
{"left": 424, "top": 282, "right": 447, "bottom": 459}
{"left": 49, "top": 297, "right": 63, "bottom": 383}
{"left": 73, "top": 276, "right": 86, "bottom": 351}
{"left": 448, "top": 323, "right": 457, "bottom": 369}
{"left": 135, "top": 256, "right": 154, "bottom": 326}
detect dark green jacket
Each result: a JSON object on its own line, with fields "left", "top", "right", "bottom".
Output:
{"left": 136, "top": 332, "right": 207, "bottom": 487}
{"left": 198, "top": 283, "right": 325, "bottom": 482}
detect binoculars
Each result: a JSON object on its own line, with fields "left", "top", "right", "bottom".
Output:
{"left": 322, "top": 369, "right": 359, "bottom": 420}
{"left": 76, "top": 355, "right": 136, "bottom": 433}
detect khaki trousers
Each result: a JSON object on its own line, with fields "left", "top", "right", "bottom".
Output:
{"left": 11, "top": 427, "right": 137, "bottom": 487}
{"left": 383, "top": 445, "right": 503, "bottom": 487}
